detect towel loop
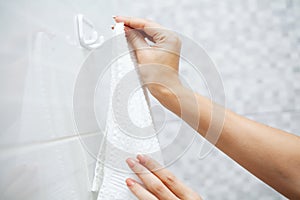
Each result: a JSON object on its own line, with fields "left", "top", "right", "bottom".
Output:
{"left": 76, "top": 14, "right": 104, "bottom": 50}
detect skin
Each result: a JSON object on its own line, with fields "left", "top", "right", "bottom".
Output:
{"left": 113, "top": 16, "right": 300, "bottom": 199}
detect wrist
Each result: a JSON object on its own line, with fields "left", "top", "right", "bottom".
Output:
{"left": 148, "top": 82, "right": 185, "bottom": 101}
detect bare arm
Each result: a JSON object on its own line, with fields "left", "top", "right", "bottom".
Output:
{"left": 155, "top": 82, "right": 300, "bottom": 199}
{"left": 115, "top": 16, "right": 300, "bottom": 199}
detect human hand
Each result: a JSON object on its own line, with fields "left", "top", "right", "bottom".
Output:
{"left": 114, "top": 16, "right": 183, "bottom": 97}
{"left": 125, "top": 155, "right": 202, "bottom": 200}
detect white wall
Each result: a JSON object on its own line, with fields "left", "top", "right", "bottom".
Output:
{"left": 0, "top": 1, "right": 113, "bottom": 199}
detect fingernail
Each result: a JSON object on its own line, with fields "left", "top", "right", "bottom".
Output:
{"left": 112, "top": 15, "right": 117, "bottom": 20}
{"left": 126, "top": 158, "right": 136, "bottom": 168}
{"left": 115, "top": 16, "right": 126, "bottom": 22}
{"left": 137, "top": 154, "right": 147, "bottom": 164}
{"left": 126, "top": 178, "right": 135, "bottom": 187}
{"left": 110, "top": 25, "right": 115, "bottom": 30}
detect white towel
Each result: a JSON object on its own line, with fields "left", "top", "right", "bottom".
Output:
{"left": 92, "top": 23, "right": 163, "bottom": 200}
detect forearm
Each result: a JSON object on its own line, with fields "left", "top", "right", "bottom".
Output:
{"left": 150, "top": 84, "right": 212, "bottom": 134}
{"left": 220, "top": 109, "right": 300, "bottom": 199}
{"left": 151, "top": 84, "right": 300, "bottom": 199}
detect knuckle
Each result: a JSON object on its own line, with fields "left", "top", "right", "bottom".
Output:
{"left": 165, "top": 174, "right": 177, "bottom": 186}
{"left": 149, "top": 182, "right": 164, "bottom": 193}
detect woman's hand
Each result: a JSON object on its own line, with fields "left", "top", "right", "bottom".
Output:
{"left": 125, "top": 155, "right": 202, "bottom": 200}
{"left": 116, "top": 17, "right": 300, "bottom": 199}
{"left": 114, "top": 17, "right": 202, "bottom": 199}
{"left": 114, "top": 16, "right": 183, "bottom": 97}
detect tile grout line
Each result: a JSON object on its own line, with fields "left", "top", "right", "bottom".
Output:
{"left": 0, "top": 131, "right": 100, "bottom": 158}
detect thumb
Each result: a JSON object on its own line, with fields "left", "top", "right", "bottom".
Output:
{"left": 125, "top": 27, "right": 148, "bottom": 49}
{"left": 125, "top": 26, "right": 151, "bottom": 63}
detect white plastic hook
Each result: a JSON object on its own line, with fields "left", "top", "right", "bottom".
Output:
{"left": 76, "top": 14, "right": 104, "bottom": 50}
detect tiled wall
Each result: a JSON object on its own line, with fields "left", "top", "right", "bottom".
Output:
{"left": 114, "top": 0, "right": 300, "bottom": 199}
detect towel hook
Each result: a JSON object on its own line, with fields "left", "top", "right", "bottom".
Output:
{"left": 76, "top": 14, "right": 104, "bottom": 50}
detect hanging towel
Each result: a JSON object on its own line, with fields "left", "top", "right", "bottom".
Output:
{"left": 92, "top": 22, "right": 164, "bottom": 200}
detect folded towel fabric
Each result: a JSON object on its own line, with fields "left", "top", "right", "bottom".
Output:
{"left": 92, "top": 22, "right": 163, "bottom": 200}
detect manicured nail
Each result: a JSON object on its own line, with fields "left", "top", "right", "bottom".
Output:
{"left": 126, "top": 158, "right": 136, "bottom": 168}
{"left": 112, "top": 15, "right": 117, "bottom": 19}
{"left": 110, "top": 25, "right": 115, "bottom": 30}
{"left": 137, "top": 154, "right": 147, "bottom": 165}
{"left": 126, "top": 178, "right": 135, "bottom": 187}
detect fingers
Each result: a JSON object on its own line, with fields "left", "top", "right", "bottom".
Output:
{"left": 124, "top": 26, "right": 149, "bottom": 50}
{"left": 115, "top": 16, "right": 182, "bottom": 55}
{"left": 126, "top": 158, "right": 179, "bottom": 200}
{"left": 126, "top": 178, "right": 158, "bottom": 200}
{"left": 115, "top": 16, "right": 167, "bottom": 44}
{"left": 137, "top": 155, "right": 200, "bottom": 199}
{"left": 115, "top": 16, "right": 161, "bottom": 32}
{"left": 124, "top": 26, "right": 153, "bottom": 64}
